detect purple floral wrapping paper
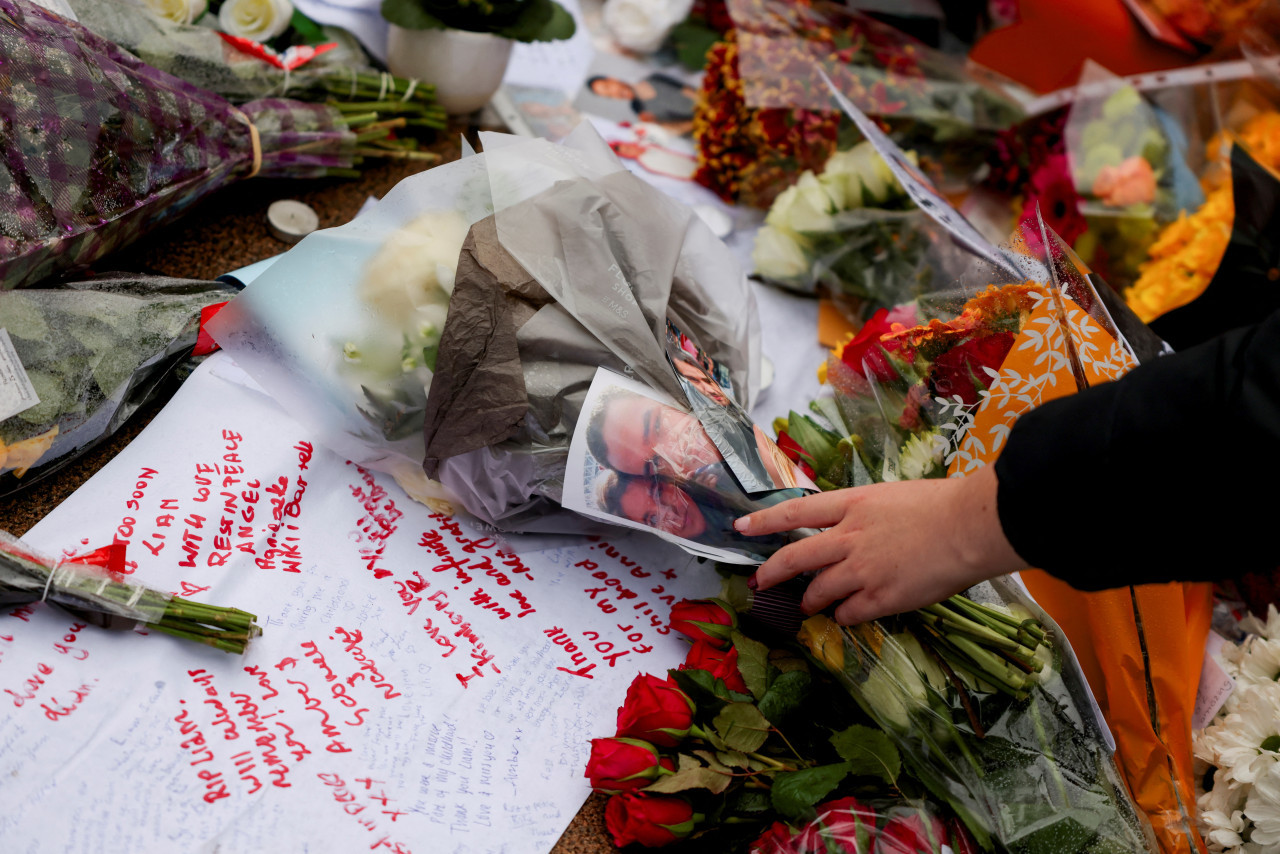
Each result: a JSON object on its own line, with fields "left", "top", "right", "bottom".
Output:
{"left": 0, "top": 0, "right": 354, "bottom": 290}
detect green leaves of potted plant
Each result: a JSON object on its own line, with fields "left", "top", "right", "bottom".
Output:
{"left": 381, "top": 0, "right": 576, "bottom": 114}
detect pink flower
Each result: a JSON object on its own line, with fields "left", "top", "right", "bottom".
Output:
{"left": 1020, "top": 154, "right": 1086, "bottom": 247}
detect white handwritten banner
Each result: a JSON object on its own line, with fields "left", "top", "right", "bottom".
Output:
{"left": 0, "top": 353, "right": 718, "bottom": 853}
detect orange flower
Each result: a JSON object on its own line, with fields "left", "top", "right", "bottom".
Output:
{"left": 1125, "top": 110, "right": 1280, "bottom": 322}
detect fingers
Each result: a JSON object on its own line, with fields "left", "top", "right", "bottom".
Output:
{"left": 736, "top": 490, "right": 856, "bottom": 537}
{"left": 753, "top": 530, "right": 855, "bottom": 592}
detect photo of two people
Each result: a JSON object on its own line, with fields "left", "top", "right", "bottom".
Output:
{"left": 564, "top": 367, "right": 815, "bottom": 564}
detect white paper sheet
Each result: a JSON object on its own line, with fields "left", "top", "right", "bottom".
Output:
{"left": 0, "top": 352, "right": 719, "bottom": 853}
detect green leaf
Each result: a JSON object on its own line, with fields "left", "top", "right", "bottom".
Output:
{"left": 669, "top": 667, "right": 729, "bottom": 712}
{"left": 496, "top": 0, "right": 576, "bottom": 42}
{"left": 730, "top": 789, "right": 773, "bottom": 814}
{"left": 768, "top": 648, "right": 810, "bottom": 675}
{"left": 757, "top": 670, "right": 812, "bottom": 725}
{"left": 380, "top": 0, "right": 449, "bottom": 30}
{"left": 692, "top": 750, "right": 734, "bottom": 773}
{"left": 709, "top": 749, "right": 750, "bottom": 769}
{"left": 644, "top": 753, "right": 732, "bottom": 795}
{"left": 769, "top": 763, "right": 851, "bottom": 820}
{"left": 669, "top": 21, "right": 720, "bottom": 71}
{"left": 290, "top": 9, "right": 326, "bottom": 43}
{"left": 712, "top": 702, "right": 770, "bottom": 753}
{"left": 730, "top": 629, "right": 770, "bottom": 701}
{"left": 829, "top": 724, "right": 901, "bottom": 784}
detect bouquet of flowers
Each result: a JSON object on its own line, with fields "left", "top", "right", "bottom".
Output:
{"left": 751, "top": 140, "right": 937, "bottom": 314}
{"left": 775, "top": 219, "right": 1215, "bottom": 853}
{"left": 0, "top": 0, "right": 412, "bottom": 291}
{"left": 0, "top": 532, "right": 260, "bottom": 653}
{"left": 0, "top": 275, "right": 239, "bottom": 496}
{"left": 586, "top": 593, "right": 1147, "bottom": 852}
{"left": 66, "top": 0, "right": 448, "bottom": 139}
{"left": 1194, "top": 605, "right": 1280, "bottom": 853}
{"left": 1064, "top": 80, "right": 1199, "bottom": 290}
{"left": 691, "top": 0, "right": 1026, "bottom": 207}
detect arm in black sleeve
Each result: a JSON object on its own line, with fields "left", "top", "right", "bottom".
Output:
{"left": 994, "top": 308, "right": 1280, "bottom": 590}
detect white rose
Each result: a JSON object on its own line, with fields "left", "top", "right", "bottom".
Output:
{"left": 818, "top": 142, "right": 909, "bottom": 210}
{"left": 752, "top": 225, "right": 811, "bottom": 282}
{"left": 602, "top": 0, "right": 694, "bottom": 54}
{"left": 360, "top": 209, "right": 469, "bottom": 326}
{"left": 219, "top": 0, "right": 294, "bottom": 42}
{"left": 141, "top": 0, "right": 208, "bottom": 25}
{"left": 764, "top": 172, "right": 837, "bottom": 233}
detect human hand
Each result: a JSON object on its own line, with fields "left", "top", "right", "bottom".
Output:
{"left": 734, "top": 465, "right": 1025, "bottom": 625}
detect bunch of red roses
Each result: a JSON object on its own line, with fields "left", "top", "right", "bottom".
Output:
{"left": 587, "top": 598, "right": 744, "bottom": 848}
{"left": 586, "top": 598, "right": 984, "bottom": 851}
{"left": 752, "top": 797, "right": 975, "bottom": 854}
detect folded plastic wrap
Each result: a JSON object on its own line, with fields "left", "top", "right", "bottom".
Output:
{"left": 0, "top": 275, "right": 238, "bottom": 496}
{"left": 421, "top": 125, "right": 764, "bottom": 533}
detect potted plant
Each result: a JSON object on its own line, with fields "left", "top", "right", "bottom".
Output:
{"left": 381, "top": 0, "right": 575, "bottom": 114}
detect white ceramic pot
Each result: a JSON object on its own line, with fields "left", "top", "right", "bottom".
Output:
{"left": 386, "top": 26, "right": 515, "bottom": 116}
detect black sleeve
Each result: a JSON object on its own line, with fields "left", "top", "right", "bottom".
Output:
{"left": 994, "top": 308, "right": 1280, "bottom": 590}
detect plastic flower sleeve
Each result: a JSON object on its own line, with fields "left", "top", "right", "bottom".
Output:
{"left": 1062, "top": 64, "right": 1201, "bottom": 293}
{"left": 0, "top": 0, "right": 357, "bottom": 290}
{"left": 751, "top": 141, "right": 969, "bottom": 318}
{"left": 0, "top": 533, "right": 171, "bottom": 627}
{"left": 0, "top": 532, "right": 261, "bottom": 652}
{"left": 0, "top": 275, "right": 239, "bottom": 497}
{"left": 63, "top": 0, "right": 447, "bottom": 130}
{"left": 792, "top": 581, "right": 1157, "bottom": 854}
{"left": 207, "top": 150, "right": 496, "bottom": 510}
{"left": 692, "top": 0, "right": 1027, "bottom": 205}
{"left": 417, "top": 125, "right": 767, "bottom": 534}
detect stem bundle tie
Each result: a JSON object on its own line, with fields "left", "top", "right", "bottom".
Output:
{"left": 230, "top": 108, "right": 263, "bottom": 179}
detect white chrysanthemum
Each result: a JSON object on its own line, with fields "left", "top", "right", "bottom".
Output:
{"left": 1202, "top": 682, "right": 1280, "bottom": 786}
{"left": 1247, "top": 762, "right": 1280, "bottom": 847}
{"left": 1240, "top": 605, "right": 1280, "bottom": 641}
{"left": 1200, "top": 768, "right": 1249, "bottom": 815}
{"left": 1236, "top": 636, "right": 1280, "bottom": 687}
{"left": 898, "top": 430, "right": 947, "bottom": 481}
{"left": 1199, "top": 804, "right": 1247, "bottom": 854}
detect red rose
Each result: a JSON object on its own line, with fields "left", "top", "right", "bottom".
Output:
{"left": 681, "top": 640, "right": 748, "bottom": 694}
{"left": 584, "top": 737, "right": 675, "bottom": 792}
{"left": 929, "top": 332, "right": 1015, "bottom": 405}
{"left": 615, "top": 674, "right": 695, "bottom": 747}
{"left": 750, "top": 820, "right": 807, "bottom": 854}
{"left": 605, "top": 792, "right": 697, "bottom": 848}
{"left": 817, "top": 797, "right": 878, "bottom": 853}
{"left": 839, "top": 305, "right": 919, "bottom": 383}
{"left": 670, "top": 598, "right": 737, "bottom": 648}
{"left": 876, "top": 812, "right": 947, "bottom": 854}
